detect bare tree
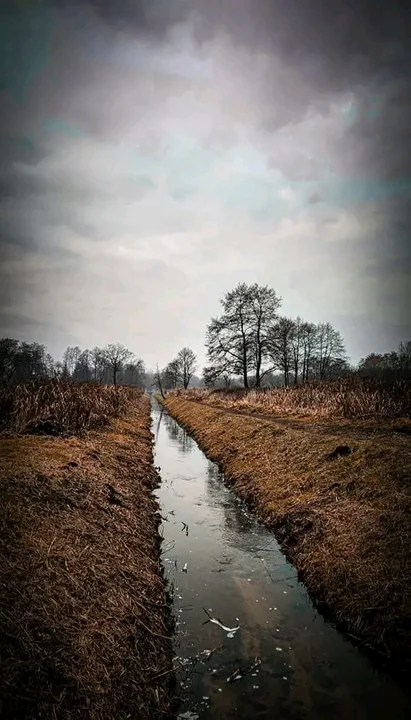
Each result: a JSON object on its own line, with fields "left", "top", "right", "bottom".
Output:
{"left": 122, "top": 359, "right": 146, "bottom": 387}
{"left": 206, "top": 283, "right": 281, "bottom": 388}
{"left": 90, "top": 347, "right": 105, "bottom": 382}
{"left": 268, "top": 317, "right": 295, "bottom": 387}
{"left": 73, "top": 349, "right": 92, "bottom": 382}
{"left": 290, "top": 316, "right": 303, "bottom": 385}
{"left": 102, "top": 343, "right": 133, "bottom": 385}
{"left": 164, "top": 359, "right": 180, "bottom": 389}
{"left": 153, "top": 364, "right": 165, "bottom": 399}
{"left": 62, "top": 346, "right": 82, "bottom": 378}
{"left": 176, "top": 347, "right": 197, "bottom": 389}
{"left": 315, "top": 323, "right": 347, "bottom": 380}
{"left": 300, "top": 322, "right": 318, "bottom": 383}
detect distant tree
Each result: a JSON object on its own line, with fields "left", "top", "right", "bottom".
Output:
{"left": 62, "top": 346, "right": 82, "bottom": 377}
{"left": 164, "top": 359, "right": 180, "bottom": 389}
{"left": 102, "top": 343, "right": 133, "bottom": 385}
{"left": 153, "top": 364, "right": 165, "bottom": 398}
{"left": 268, "top": 317, "right": 296, "bottom": 387}
{"left": 358, "top": 341, "right": 411, "bottom": 380}
{"left": 0, "top": 338, "right": 20, "bottom": 382}
{"left": 315, "top": 322, "right": 347, "bottom": 380}
{"left": 73, "top": 349, "right": 92, "bottom": 382}
{"left": 206, "top": 283, "right": 281, "bottom": 388}
{"left": 176, "top": 347, "right": 197, "bottom": 389}
{"left": 290, "top": 316, "right": 304, "bottom": 385}
{"left": 90, "top": 347, "right": 104, "bottom": 382}
{"left": 300, "top": 322, "right": 318, "bottom": 383}
{"left": 122, "top": 359, "right": 146, "bottom": 387}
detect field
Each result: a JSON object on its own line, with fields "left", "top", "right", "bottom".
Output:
{"left": 0, "top": 382, "right": 174, "bottom": 720}
{"left": 170, "top": 377, "right": 411, "bottom": 423}
{"left": 162, "top": 391, "right": 411, "bottom": 679}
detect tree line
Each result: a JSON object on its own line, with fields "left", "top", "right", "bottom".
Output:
{"left": 201, "top": 282, "right": 411, "bottom": 388}
{"left": 1, "top": 282, "right": 410, "bottom": 389}
{"left": 0, "top": 340, "right": 146, "bottom": 387}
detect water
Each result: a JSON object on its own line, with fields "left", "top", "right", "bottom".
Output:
{"left": 152, "top": 400, "right": 411, "bottom": 719}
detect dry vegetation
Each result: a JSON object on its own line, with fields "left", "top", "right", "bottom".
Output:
{"left": 0, "top": 385, "right": 174, "bottom": 720}
{"left": 162, "top": 394, "right": 411, "bottom": 678}
{"left": 170, "top": 377, "right": 411, "bottom": 422}
{"left": 0, "top": 379, "right": 139, "bottom": 436}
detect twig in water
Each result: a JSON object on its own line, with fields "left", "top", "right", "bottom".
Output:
{"left": 226, "top": 656, "right": 262, "bottom": 684}
{"left": 202, "top": 608, "right": 240, "bottom": 637}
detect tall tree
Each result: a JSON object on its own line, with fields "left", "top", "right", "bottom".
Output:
{"left": 315, "top": 322, "right": 347, "bottom": 380}
{"left": 164, "top": 359, "right": 180, "bottom": 389}
{"left": 102, "top": 343, "right": 133, "bottom": 385}
{"left": 206, "top": 283, "right": 281, "bottom": 388}
{"left": 300, "top": 322, "right": 318, "bottom": 383}
{"left": 62, "top": 346, "right": 81, "bottom": 377}
{"left": 176, "top": 347, "right": 197, "bottom": 389}
{"left": 268, "top": 317, "right": 296, "bottom": 387}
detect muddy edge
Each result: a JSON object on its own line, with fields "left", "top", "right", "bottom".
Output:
{"left": 0, "top": 393, "right": 174, "bottom": 720}
{"left": 161, "top": 395, "right": 411, "bottom": 682}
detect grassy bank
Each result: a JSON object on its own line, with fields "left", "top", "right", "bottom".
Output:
{"left": 0, "top": 384, "right": 174, "bottom": 719}
{"left": 170, "top": 377, "right": 411, "bottom": 423}
{"left": 162, "top": 395, "right": 411, "bottom": 677}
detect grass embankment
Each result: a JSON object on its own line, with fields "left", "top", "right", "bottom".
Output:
{"left": 171, "top": 377, "right": 411, "bottom": 426}
{"left": 0, "top": 381, "right": 174, "bottom": 720}
{"left": 162, "top": 392, "right": 411, "bottom": 677}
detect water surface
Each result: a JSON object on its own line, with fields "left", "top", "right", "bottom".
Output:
{"left": 153, "top": 400, "right": 411, "bottom": 719}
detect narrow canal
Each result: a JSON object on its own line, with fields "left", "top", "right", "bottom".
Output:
{"left": 152, "top": 400, "right": 411, "bottom": 719}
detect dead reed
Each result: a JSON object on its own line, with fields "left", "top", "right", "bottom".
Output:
{"left": 0, "top": 392, "right": 174, "bottom": 719}
{"left": 170, "top": 377, "right": 411, "bottom": 420}
{"left": 0, "top": 380, "right": 141, "bottom": 435}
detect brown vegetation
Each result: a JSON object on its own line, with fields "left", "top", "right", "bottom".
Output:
{"left": 0, "top": 379, "right": 139, "bottom": 435}
{"left": 0, "top": 387, "right": 174, "bottom": 719}
{"left": 162, "top": 395, "right": 411, "bottom": 677}
{"left": 170, "top": 376, "right": 411, "bottom": 421}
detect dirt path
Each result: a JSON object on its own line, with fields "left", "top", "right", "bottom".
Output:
{"left": 191, "top": 399, "right": 411, "bottom": 446}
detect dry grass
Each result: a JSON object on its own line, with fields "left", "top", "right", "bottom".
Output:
{"left": 0, "top": 380, "right": 139, "bottom": 436}
{"left": 170, "top": 377, "right": 411, "bottom": 421}
{"left": 0, "top": 392, "right": 174, "bottom": 720}
{"left": 163, "top": 395, "right": 411, "bottom": 678}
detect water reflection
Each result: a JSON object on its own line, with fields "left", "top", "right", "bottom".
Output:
{"left": 153, "top": 401, "right": 411, "bottom": 720}
{"left": 162, "top": 411, "right": 195, "bottom": 454}
{"left": 206, "top": 462, "right": 267, "bottom": 545}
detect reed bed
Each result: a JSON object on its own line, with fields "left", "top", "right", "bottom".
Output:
{"left": 170, "top": 377, "right": 411, "bottom": 420}
{"left": 0, "top": 380, "right": 142, "bottom": 435}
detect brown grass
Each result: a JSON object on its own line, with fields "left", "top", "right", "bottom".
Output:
{"left": 162, "top": 395, "right": 411, "bottom": 678}
{"left": 171, "top": 376, "right": 411, "bottom": 421}
{"left": 0, "top": 380, "right": 139, "bottom": 436}
{"left": 0, "top": 392, "right": 174, "bottom": 720}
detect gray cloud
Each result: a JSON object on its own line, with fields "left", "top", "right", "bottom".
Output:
{"left": 0, "top": 0, "right": 410, "bottom": 365}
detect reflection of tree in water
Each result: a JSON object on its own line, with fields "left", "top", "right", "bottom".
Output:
{"left": 162, "top": 412, "right": 195, "bottom": 454}
{"left": 206, "top": 462, "right": 268, "bottom": 552}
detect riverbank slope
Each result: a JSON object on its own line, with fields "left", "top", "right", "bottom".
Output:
{"left": 0, "top": 391, "right": 174, "bottom": 719}
{"left": 162, "top": 395, "right": 411, "bottom": 678}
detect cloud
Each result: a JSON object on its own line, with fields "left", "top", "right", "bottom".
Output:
{"left": 0, "top": 0, "right": 410, "bottom": 368}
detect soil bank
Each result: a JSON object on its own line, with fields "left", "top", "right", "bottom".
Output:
{"left": 162, "top": 395, "right": 411, "bottom": 679}
{"left": 0, "top": 393, "right": 174, "bottom": 720}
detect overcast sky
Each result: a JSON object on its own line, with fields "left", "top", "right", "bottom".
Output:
{"left": 1, "top": 0, "right": 410, "bottom": 371}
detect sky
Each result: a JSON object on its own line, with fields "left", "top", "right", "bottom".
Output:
{"left": 0, "top": 0, "right": 410, "bottom": 371}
